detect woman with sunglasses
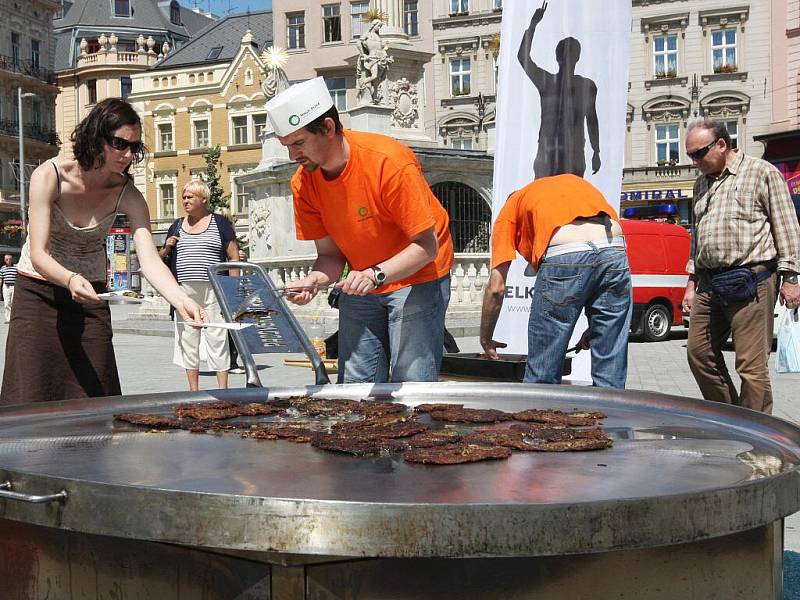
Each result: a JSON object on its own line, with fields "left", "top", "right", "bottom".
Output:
{"left": 0, "top": 98, "right": 207, "bottom": 404}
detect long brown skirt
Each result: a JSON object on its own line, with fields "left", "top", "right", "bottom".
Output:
{"left": 1, "top": 274, "right": 121, "bottom": 405}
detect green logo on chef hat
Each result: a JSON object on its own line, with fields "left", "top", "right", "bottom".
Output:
{"left": 288, "top": 114, "right": 300, "bottom": 126}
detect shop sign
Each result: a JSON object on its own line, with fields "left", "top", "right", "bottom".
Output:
{"left": 620, "top": 189, "right": 688, "bottom": 202}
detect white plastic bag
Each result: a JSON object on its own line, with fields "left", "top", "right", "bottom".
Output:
{"left": 776, "top": 308, "right": 800, "bottom": 373}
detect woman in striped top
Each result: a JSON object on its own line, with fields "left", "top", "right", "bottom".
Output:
{"left": 160, "top": 181, "right": 239, "bottom": 390}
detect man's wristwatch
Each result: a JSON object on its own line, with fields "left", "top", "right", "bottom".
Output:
{"left": 371, "top": 265, "right": 387, "bottom": 289}
{"left": 784, "top": 273, "right": 799, "bottom": 285}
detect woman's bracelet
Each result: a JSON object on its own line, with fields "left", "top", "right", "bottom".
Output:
{"left": 67, "top": 272, "right": 81, "bottom": 287}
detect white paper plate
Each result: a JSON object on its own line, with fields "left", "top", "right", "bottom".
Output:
{"left": 98, "top": 291, "right": 155, "bottom": 304}
{"left": 181, "top": 322, "right": 254, "bottom": 330}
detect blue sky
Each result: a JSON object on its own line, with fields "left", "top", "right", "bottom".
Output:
{"left": 183, "top": 0, "right": 272, "bottom": 15}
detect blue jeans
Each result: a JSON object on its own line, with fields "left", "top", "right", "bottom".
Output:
{"left": 337, "top": 275, "right": 451, "bottom": 383}
{"left": 525, "top": 246, "right": 632, "bottom": 388}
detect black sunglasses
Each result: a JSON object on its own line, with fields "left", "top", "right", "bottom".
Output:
{"left": 106, "top": 135, "right": 144, "bottom": 154}
{"left": 687, "top": 138, "right": 719, "bottom": 160}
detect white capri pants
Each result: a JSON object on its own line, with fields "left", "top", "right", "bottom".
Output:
{"left": 173, "top": 280, "right": 229, "bottom": 371}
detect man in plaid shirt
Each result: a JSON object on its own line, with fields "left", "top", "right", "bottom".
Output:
{"left": 682, "top": 119, "right": 800, "bottom": 414}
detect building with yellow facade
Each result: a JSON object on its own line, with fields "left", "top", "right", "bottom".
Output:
{"left": 127, "top": 10, "right": 273, "bottom": 240}
{"left": 53, "top": 0, "right": 215, "bottom": 160}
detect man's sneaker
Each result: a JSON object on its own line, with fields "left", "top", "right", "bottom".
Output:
{"left": 229, "top": 366, "right": 245, "bottom": 374}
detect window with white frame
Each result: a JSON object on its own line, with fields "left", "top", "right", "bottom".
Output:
{"left": 711, "top": 29, "right": 737, "bottom": 73}
{"left": 655, "top": 123, "right": 680, "bottom": 164}
{"left": 287, "top": 12, "right": 305, "bottom": 49}
{"left": 159, "top": 183, "right": 175, "bottom": 219}
{"left": 120, "top": 76, "right": 132, "bottom": 99}
{"left": 233, "top": 182, "right": 249, "bottom": 215}
{"left": 232, "top": 116, "right": 248, "bottom": 145}
{"left": 450, "top": 0, "right": 468, "bottom": 15}
{"left": 403, "top": 1, "right": 418, "bottom": 37}
{"left": 653, "top": 34, "right": 677, "bottom": 78}
{"left": 351, "top": 1, "right": 369, "bottom": 39}
{"left": 193, "top": 119, "right": 209, "bottom": 148}
{"left": 158, "top": 123, "right": 173, "bottom": 151}
{"left": 724, "top": 119, "right": 739, "bottom": 149}
{"left": 253, "top": 114, "right": 268, "bottom": 141}
{"left": 450, "top": 58, "right": 471, "bottom": 96}
{"left": 326, "top": 77, "right": 347, "bottom": 110}
{"left": 452, "top": 137, "right": 473, "bottom": 150}
{"left": 323, "top": 4, "right": 342, "bottom": 43}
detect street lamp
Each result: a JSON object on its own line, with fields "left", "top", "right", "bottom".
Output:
{"left": 18, "top": 86, "right": 37, "bottom": 242}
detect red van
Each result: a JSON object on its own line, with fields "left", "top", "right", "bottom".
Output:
{"left": 621, "top": 219, "right": 690, "bottom": 342}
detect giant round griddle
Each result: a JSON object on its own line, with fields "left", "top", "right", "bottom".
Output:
{"left": 0, "top": 382, "right": 798, "bottom": 560}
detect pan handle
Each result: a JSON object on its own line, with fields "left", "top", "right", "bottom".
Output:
{"left": 0, "top": 481, "right": 67, "bottom": 504}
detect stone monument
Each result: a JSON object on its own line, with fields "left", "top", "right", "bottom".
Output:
{"left": 351, "top": 12, "right": 394, "bottom": 135}
{"left": 257, "top": 45, "right": 291, "bottom": 168}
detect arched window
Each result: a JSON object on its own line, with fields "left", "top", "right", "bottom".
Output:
{"left": 432, "top": 181, "right": 490, "bottom": 253}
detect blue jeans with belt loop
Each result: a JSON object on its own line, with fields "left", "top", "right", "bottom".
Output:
{"left": 524, "top": 245, "right": 632, "bottom": 387}
{"left": 337, "top": 275, "right": 451, "bottom": 383}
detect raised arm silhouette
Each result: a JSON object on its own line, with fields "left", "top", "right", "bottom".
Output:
{"left": 517, "top": 2, "right": 601, "bottom": 179}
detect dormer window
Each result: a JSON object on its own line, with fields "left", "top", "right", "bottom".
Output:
{"left": 114, "top": 0, "right": 130, "bottom": 17}
{"left": 206, "top": 46, "right": 222, "bottom": 60}
{"left": 170, "top": 1, "right": 181, "bottom": 25}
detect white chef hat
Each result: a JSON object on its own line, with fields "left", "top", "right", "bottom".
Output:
{"left": 265, "top": 77, "right": 334, "bottom": 137}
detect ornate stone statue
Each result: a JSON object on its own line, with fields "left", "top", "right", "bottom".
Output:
{"left": 356, "top": 19, "right": 394, "bottom": 105}
{"left": 260, "top": 46, "right": 290, "bottom": 101}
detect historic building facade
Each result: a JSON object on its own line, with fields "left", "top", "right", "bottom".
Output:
{"left": 624, "top": 0, "right": 771, "bottom": 224}
{"left": 53, "top": 0, "right": 214, "bottom": 159}
{"left": 0, "top": 0, "right": 60, "bottom": 256}
{"left": 431, "top": 0, "right": 501, "bottom": 154}
{"left": 754, "top": 0, "right": 800, "bottom": 206}
{"left": 272, "top": 0, "right": 438, "bottom": 145}
{"left": 127, "top": 11, "right": 273, "bottom": 236}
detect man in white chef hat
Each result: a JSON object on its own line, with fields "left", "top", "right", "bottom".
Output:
{"left": 267, "top": 77, "right": 454, "bottom": 384}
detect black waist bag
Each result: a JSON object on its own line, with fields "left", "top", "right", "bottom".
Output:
{"left": 710, "top": 267, "right": 773, "bottom": 303}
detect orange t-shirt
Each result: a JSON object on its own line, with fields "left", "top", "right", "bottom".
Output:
{"left": 292, "top": 130, "right": 454, "bottom": 294}
{"left": 491, "top": 174, "right": 620, "bottom": 271}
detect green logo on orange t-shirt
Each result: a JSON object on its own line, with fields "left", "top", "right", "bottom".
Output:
{"left": 356, "top": 205, "right": 371, "bottom": 221}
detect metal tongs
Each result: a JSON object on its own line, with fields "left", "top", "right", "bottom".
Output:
{"left": 230, "top": 284, "right": 331, "bottom": 321}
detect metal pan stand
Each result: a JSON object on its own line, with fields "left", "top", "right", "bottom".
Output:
{"left": 207, "top": 262, "right": 330, "bottom": 386}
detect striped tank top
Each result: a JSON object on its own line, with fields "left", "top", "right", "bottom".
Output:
{"left": 175, "top": 216, "right": 222, "bottom": 283}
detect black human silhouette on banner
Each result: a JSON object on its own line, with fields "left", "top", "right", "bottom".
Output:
{"left": 517, "top": 1, "right": 601, "bottom": 179}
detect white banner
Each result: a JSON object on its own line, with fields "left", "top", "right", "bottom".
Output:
{"left": 491, "top": 0, "right": 631, "bottom": 379}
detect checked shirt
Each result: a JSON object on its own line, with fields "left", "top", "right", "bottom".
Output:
{"left": 687, "top": 151, "right": 800, "bottom": 274}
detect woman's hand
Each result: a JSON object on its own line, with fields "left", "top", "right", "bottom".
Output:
{"left": 68, "top": 273, "right": 102, "bottom": 304}
{"left": 176, "top": 296, "right": 208, "bottom": 324}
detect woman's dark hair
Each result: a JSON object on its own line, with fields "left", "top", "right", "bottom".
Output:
{"left": 70, "top": 98, "right": 147, "bottom": 172}
{"left": 305, "top": 105, "right": 343, "bottom": 135}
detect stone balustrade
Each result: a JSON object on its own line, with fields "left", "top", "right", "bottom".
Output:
{"left": 138, "top": 253, "right": 488, "bottom": 335}
{"left": 252, "top": 252, "right": 488, "bottom": 333}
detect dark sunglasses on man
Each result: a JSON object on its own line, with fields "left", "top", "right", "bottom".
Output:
{"left": 106, "top": 135, "right": 144, "bottom": 154}
{"left": 687, "top": 138, "right": 719, "bottom": 161}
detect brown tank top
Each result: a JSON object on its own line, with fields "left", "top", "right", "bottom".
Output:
{"left": 17, "top": 160, "right": 126, "bottom": 283}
